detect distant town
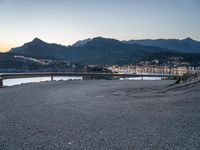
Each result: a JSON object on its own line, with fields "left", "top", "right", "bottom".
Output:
{"left": 108, "top": 65, "right": 200, "bottom": 75}
{"left": 11, "top": 55, "right": 200, "bottom": 75}
{"left": 108, "top": 58, "right": 200, "bottom": 75}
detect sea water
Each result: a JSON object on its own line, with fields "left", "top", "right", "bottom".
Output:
{"left": 3, "top": 76, "right": 83, "bottom": 86}
{"left": 2, "top": 76, "right": 163, "bottom": 86}
{"left": 120, "top": 77, "right": 162, "bottom": 80}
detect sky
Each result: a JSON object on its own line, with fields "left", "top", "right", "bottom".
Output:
{"left": 0, "top": 0, "right": 200, "bottom": 52}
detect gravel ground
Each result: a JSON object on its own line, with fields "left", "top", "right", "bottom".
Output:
{"left": 0, "top": 80, "right": 200, "bottom": 150}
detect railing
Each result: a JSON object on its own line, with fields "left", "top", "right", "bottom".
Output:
{"left": 0, "top": 72, "right": 181, "bottom": 87}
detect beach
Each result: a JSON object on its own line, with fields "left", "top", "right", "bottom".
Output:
{"left": 0, "top": 80, "right": 200, "bottom": 149}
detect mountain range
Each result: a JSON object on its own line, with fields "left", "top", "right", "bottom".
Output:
{"left": 9, "top": 37, "right": 169, "bottom": 65}
{"left": 123, "top": 37, "right": 200, "bottom": 53}
{"left": 4, "top": 37, "right": 200, "bottom": 66}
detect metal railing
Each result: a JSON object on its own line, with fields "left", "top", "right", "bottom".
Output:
{"left": 0, "top": 72, "right": 181, "bottom": 87}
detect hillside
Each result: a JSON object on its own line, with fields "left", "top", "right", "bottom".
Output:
{"left": 10, "top": 37, "right": 174, "bottom": 65}
{"left": 0, "top": 53, "right": 83, "bottom": 72}
{"left": 123, "top": 38, "right": 200, "bottom": 53}
{"left": 137, "top": 52, "right": 200, "bottom": 67}
{"left": 7, "top": 37, "right": 200, "bottom": 67}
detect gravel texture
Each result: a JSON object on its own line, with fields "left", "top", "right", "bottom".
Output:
{"left": 0, "top": 80, "right": 200, "bottom": 150}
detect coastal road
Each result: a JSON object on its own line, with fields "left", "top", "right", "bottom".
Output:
{"left": 0, "top": 80, "right": 200, "bottom": 149}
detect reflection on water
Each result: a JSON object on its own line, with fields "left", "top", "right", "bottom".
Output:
{"left": 3, "top": 76, "right": 83, "bottom": 86}
{"left": 2, "top": 76, "right": 163, "bottom": 86}
{"left": 120, "top": 77, "right": 162, "bottom": 80}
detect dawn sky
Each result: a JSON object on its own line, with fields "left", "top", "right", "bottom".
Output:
{"left": 0, "top": 0, "right": 200, "bottom": 52}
